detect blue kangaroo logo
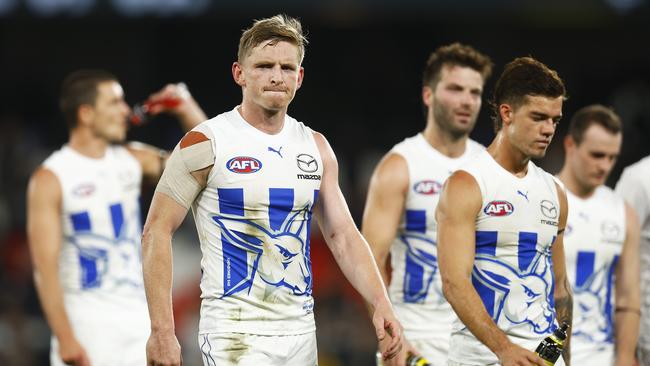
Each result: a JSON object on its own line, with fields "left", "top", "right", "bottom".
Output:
{"left": 473, "top": 252, "right": 555, "bottom": 334}
{"left": 400, "top": 233, "right": 443, "bottom": 304}
{"left": 212, "top": 206, "right": 312, "bottom": 298}
{"left": 573, "top": 266, "right": 610, "bottom": 343}
{"left": 66, "top": 219, "right": 143, "bottom": 290}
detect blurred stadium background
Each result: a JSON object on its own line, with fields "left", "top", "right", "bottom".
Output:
{"left": 1, "top": 0, "right": 650, "bottom": 365}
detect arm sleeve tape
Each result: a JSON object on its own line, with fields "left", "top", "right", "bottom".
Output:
{"left": 155, "top": 139, "right": 215, "bottom": 209}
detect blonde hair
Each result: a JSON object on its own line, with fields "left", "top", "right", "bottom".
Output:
{"left": 238, "top": 14, "right": 308, "bottom": 63}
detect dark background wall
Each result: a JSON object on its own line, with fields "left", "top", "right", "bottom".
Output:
{"left": 1, "top": 1, "right": 650, "bottom": 365}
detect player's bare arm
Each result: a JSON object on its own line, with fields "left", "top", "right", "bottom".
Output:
{"left": 126, "top": 142, "right": 168, "bottom": 183}
{"left": 127, "top": 83, "right": 207, "bottom": 182}
{"left": 362, "top": 153, "right": 422, "bottom": 366}
{"left": 27, "top": 168, "right": 91, "bottom": 366}
{"left": 312, "top": 131, "right": 403, "bottom": 361}
{"left": 146, "top": 82, "right": 208, "bottom": 132}
{"left": 362, "top": 153, "right": 408, "bottom": 287}
{"left": 436, "top": 171, "right": 545, "bottom": 366}
{"left": 550, "top": 181, "right": 572, "bottom": 366}
{"left": 142, "top": 131, "right": 213, "bottom": 366}
{"left": 613, "top": 202, "right": 641, "bottom": 366}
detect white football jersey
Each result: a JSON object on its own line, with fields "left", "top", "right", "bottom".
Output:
{"left": 192, "top": 107, "right": 322, "bottom": 335}
{"left": 43, "top": 145, "right": 147, "bottom": 307}
{"left": 389, "top": 133, "right": 483, "bottom": 344}
{"left": 448, "top": 150, "right": 562, "bottom": 365}
{"left": 615, "top": 155, "right": 650, "bottom": 351}
{"left": 563, "top": 186, "right": 625, "bottom": 364}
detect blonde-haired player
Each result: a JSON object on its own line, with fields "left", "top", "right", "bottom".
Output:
{"left": 142, "top": 15, "right": 403, "bottom": 366}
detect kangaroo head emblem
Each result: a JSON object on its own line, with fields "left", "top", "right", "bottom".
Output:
{"left": 213, "top": 206, "right": 312, "bottom": 298}
{"left": 473, "top": 252, "right": 555, "bottom": 334}
{"left": 573, "top": 266, "right": 610, "bottom": 342}
{"left": 400, "top": 233, "right": 442, "bottom": 303}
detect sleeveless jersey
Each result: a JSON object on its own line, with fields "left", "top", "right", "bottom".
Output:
{"left": 192, "top": 107, "right": 322, "bottom": 335}
{"left": 563, "top": 186, "right": 626, "bottom": 363}
{"left": 42, "top": 145, "right": 147, "bottom": 312}
{"left": 615, "top": 156, "right": 650, "bottom": 350}
{"left": 389, "top": 133, "right": 483, "bottom": 341}
{"left": 449, "top": 150, "right": 561, "bottom": 365}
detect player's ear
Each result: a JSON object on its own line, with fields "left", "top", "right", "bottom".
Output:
{"left": 296, "top": 66, "right": 304, "bottom": 90}
{"left": 422, "top": 86, "right": 433, "bottom": 107}
{"left": 232, "top": 62, "right": 245, "bottom": 87}
{"left": 78, "top": 104, "right": 95, "bottom": 127}
{"left": 563, "top": 134, "right": 575, "bottom": 152}
{"left": 499, "top": 104, "right": 513, "bottom": 126}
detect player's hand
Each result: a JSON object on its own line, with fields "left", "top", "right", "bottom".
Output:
{"left": 146, "top": 330, "right": 182, "bottom": 366}
{"left": 372, "top": 298, "right": 403, "bottom": 361}
{"left": 146, "top": 83, "right": 192, "bottom": 115}
{"left": 58, "top": 337, "right": 90, "bottom": 366}
{"left": 496, "top": 343, "right": 546, "bottom": 366}
{"left": 381, "top": 338, "right": 419, "bottom": 366}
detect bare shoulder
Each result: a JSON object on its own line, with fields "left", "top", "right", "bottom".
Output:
{"left": 28, "top": 166, "right": 62, "bottom": 200}
{"left": 445, "top": 170, "right": 480, "bottom": 194}
{"left": 311, "top": 131, "right": 330, "bottom": 153}
{"left": 370, "top": 152, "right": 408, "bottom": 193}
{"left": 553, "top": 180, "right": 568, "bottom": 203}
{"left": 311, "top": 131, "right": 337, "bottom": 167}
{"left": 624, "top": 201, "right": 640, "bottom": 232}
{"left": 438, "top": 170, "right": 482, "bottom": 214}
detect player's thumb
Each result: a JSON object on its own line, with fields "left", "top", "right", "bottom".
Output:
{"left": 373, "top": 316, "right": 386, "bottom": 340}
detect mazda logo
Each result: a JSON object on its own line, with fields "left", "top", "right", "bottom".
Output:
{"left": 540, "top": 200, "right": 558, "bottom": 219}
{"left": 296, "top": 154, "right": 318, "bottom": 173}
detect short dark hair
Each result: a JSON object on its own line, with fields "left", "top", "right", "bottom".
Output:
{"left": 569, "top": 104, "right": 622, "bottom": 145}
{"left": 422, "top": 43, "right": 493, "bottom": 88}
{"left": 60, "top": 69, "right": 117, "bottom": 129}
{"left": 491, "top": 57, "right": 566, "bottom": 132}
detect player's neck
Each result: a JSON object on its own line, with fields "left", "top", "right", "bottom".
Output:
{"left": 422, "top": 122, "right": 468, "bottom": 158}
{"left": 487, "top": 133, "right": 530, "bottom": 178}
{"left": 68, "top": 128, "right": 109, "bottom": 159}
{"left": 557, "top": 167, "right": 596, "bottom": 199}
{"left": 238, "top": 103, "right": 286, "bottom": 135}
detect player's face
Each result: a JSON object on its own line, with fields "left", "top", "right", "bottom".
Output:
{"left": 506, "top": 95, "right": 563, "bottom": 159}
{"left": 426, "top": 65, "right": 484, "bottom": 138}
{"left": 234, "top": 40, "right": 304, "bottom": 113}
{"left": 90, "top": 81, "right": 131, "bottom": 143}
{"left": 568, "top": 124, "right": 621, "bottom": 190}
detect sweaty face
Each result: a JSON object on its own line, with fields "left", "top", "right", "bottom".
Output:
{"left": 569, "top": 124, "right": 621, "bottom": 190}
{"left": 427, "top": 65, "right": 484, "bottom": 138}
{"left": 235, "top": 40, "right": 303, "bottom": 113}
{"left": 90, "top": 81, "right": 131, "bottom": 143}
{"left": 506, "top": 95, "right": 563, "bottom": 159}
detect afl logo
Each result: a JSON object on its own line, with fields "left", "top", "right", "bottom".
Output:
{"left": 226, "top": 156, "right": 262, "bottom": 174}
{"left": 413, "top": 180, "right": 442, "bottom": 195}
{"left": 72, "top": 183, "right": 95, "bottom": 197}
{"left": 484, "top": 200, "right": 514, "bottom": 216}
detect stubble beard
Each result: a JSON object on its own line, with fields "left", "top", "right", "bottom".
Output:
{"left": 432, "top": 102, "right": 474, "bottom": 141}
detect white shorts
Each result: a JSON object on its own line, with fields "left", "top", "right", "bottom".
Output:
{"left": 50, "top": 321, "right": 149, "bottom": 366}
{"left": 571, "top": 344, "right": 613, "bottom": 366}
{"left": 198, "top": 332, "right": 317, "bottom": 366}
{"left": 50, "top": 298, "right": 150, "bottom": 366}
{"left": 409, "top": 338, "right": 449, "bottom": 365}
